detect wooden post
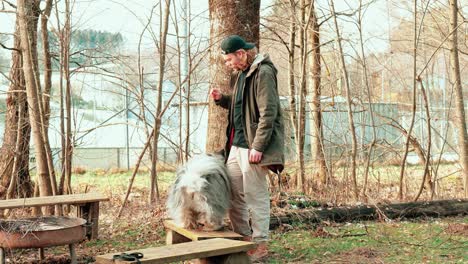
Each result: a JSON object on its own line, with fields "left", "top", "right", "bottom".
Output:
{"left": 77, "top": 202, "right": 99, "bottom": 240}
{"left": 89, "top": 202, "right": 100, "bottom": 239}
{"left": 77, "top": 203, "right": 90, "bottom": 238}
{"left": 77, "top": 202, "right": 100, "bottom": 239}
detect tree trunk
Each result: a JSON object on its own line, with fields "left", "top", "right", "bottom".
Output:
{"left": 17, "top": 0, "right": 53, "bottom": 203}
{"left": 270, "top": 199, "right": 468, "bottom": 228}
{"left": 449, "top": 0, "right": 468, "bottom": 198}
{"left": 206, "top": 0, "right": 260, "bottom": 153}
{"left": 330, "top": 0, "right": 358, "bottom": 199}
{"left": 288, "top": 0, "right": 297, "bottom": 154}
{"left": 175, "top": 12, "right": 184, "bottom": 162}
{"left": 308, "top": 2, "right": 327, "bottom": 187}
{"left": 6, "top": 103, "right": 26, "bottom": 200}
{"left": 0, "top": 20, "right": 32, "bottom": 199}
{"left": 357, "top": 0, "right": 377, "bottom": 199}
{"left": 149, "top": 0, "right": 171, "bottom": 204}
{"left": 56, "top": 1, "right": 66, "bottom": 195}
{"left": 64, "top": 0, "right": 73, "bottom": 196}
{"left": 41, "top": 0, "right": 52, "bottom": 128}
{"left": 414, "top": 82, "right": 433, "bottom": 201}
{"left": 184, "top": 3, "right": 192, "bottom": 161}
{"left": 398, "top": 0, "right": 418, "bottom": 201}
{"left": 296, "top": 0, "right": 307, "bottom": 193}
{"left": 39, "top": 0, "right": 59, "bottom": 204}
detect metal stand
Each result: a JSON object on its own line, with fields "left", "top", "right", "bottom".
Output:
{"left": 0, "top": 247, "right": 5, "bottom": 264}
{"left": 69, "top": 244, "right": 77, "bottom": 264}
{"left": 39, "top": 248, "right": 45, "bottom": 260}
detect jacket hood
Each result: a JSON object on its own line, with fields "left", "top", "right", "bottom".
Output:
{"left": 246, "top": 53, "right": 277, "bottom": 77}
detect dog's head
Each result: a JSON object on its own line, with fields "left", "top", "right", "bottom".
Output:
{"left": 166, "top": 153, "right": 231, "bottom": 229}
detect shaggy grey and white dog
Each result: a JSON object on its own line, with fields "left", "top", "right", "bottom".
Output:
{"left": 166, "top": 154, "right": 231, "bottom": 231}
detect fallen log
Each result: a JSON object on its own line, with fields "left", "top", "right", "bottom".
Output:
{"left": 270, "top": 199, "right": 468, "bottom": 229}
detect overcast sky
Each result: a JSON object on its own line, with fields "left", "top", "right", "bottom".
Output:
{"left": 0, "top": 0, "right": 425, "bottom": 57}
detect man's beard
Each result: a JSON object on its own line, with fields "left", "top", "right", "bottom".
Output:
{"left": 233, "top": 63, "right": 249, "bottom": 73}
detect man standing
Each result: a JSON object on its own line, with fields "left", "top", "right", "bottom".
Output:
{"left": 210, "top": 35, "right": 284, "bottom": 261}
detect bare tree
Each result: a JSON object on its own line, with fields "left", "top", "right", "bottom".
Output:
{"left": 136, "top": 5, "right": 158, "bottom": 160}
{"left": 183, "top": 0, "right": 192, "bottom": 161}
{"left": 47, "top": 0, "right": 73, "bottom": 197}
{"left": 295, "top": 0, "right": 307, "bottom": 193}
{"left": 0, "top": 18, "right": 32, "bottom": 199}
{"left": 149, "top": 0, "right": 172, "bottom": 204}
{"left": 287, "top": 0, "right": 298, "bottom": 160}
{"left": 49, "top": 1, "right": 63, "bottom": 196}
{"left": 414, "top": 80, "right": 432, "bottom": 201}
{"left": 17, "top": 0, "right": 54, "bottom": 204}
{"left": 39, "top": 1, "right": 60, "bottom": 211}
{"left": 329, "top": 0, "right": 358, "bottom": 199}
{"left": 398, "top": 0, "right": 419, "bottom": 200}
{"left": 448, "top": 0, "right": 468, "bottom": 197}
{"left": 170, "top": 0, "right": 191, "bottom": 162}
{"left": 308, "top": 0, "right": 328, "bottom": 187}
{"left": 63, "top": 0, "right": 73, "bottom": 196}
{"left": 356, "top": 0, "right": 377, "bottom": 199}
{"left": 40, "top": 0, "right": 52, "bottom": 128}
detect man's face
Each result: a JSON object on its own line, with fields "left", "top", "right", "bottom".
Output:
{"left": 222, "top": 50, "right": 246, "bottom": 71}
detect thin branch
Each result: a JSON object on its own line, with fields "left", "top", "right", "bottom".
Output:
{"left": 417, "top": 21, "right": 466, "bottom": 77}
{"left": 0, "top": 42, "right": 20, "bottom": 51}
{"left": 1, "top": 0, "right": 16, "bottom": 8}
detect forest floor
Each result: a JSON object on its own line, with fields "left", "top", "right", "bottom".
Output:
{"left": 6, "top": 166, "right": 468, "bottom": 263}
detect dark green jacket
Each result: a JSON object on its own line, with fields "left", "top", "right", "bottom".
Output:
{"left": 215, "top": 54, "right": 285, "bottom": 172}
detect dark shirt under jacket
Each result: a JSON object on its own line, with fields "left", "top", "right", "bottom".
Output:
{"left": 232, "top": 70, "right": 249, "bottom": 148}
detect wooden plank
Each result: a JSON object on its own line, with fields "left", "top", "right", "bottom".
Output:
{"left": 0, "top": 193, "right": 109, "bottom": 209}
{"left": 166, "top": 229, "right": 191, "bottom": 245}
{"left": 95, "top": 238, "right": 255, "bottom": 264}
{"left": 163, "top": 220, "right": 242, "bottom": 241}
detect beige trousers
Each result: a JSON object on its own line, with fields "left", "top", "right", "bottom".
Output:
{"left": 227, "top": 146, "right": 270, "bottom": 242}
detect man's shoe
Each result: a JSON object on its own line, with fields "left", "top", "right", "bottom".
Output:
{"left": 247, "top": 243, "right": 268, "bottom": 262}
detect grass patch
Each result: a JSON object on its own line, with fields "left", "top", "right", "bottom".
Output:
{"left": 72, "top": 170, "right": 175, "bottom": 195}
{"left": 268, "top": 218, "right": 468, "bottom": 263}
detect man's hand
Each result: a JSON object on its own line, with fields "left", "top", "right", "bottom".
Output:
{"left": 210, "top": 88, "right": 222, "bottom": 100}
{"left": 249, "top": 149, "right": 263, "bottom": 164}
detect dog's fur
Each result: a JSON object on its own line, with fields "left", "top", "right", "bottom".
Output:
{"left": 166, "top": 154, "right": 231, "bottom": 231}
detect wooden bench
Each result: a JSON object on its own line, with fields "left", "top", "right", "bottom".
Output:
{"left": 95, "top": 238, "right": 255, "bottom": 264}
{"left": 0, "top": 192, "right": 109, "bottom": 239}
{"left": 164, "top": 219, "right": 243, "bottom": 245}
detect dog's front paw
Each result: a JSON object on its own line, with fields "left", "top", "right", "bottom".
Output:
{"left": 203, "top": 223, "right": 225, "bottom": 231}
{"left": 184, "top": 219, "right": 198, "bottom": 230}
